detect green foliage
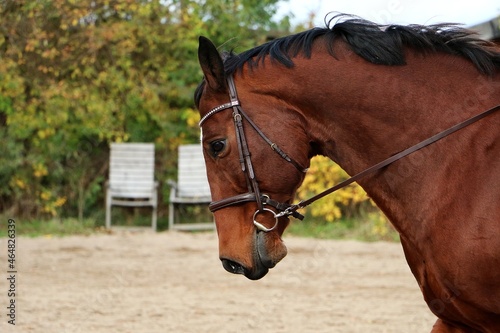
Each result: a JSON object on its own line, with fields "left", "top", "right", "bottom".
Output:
{"left": 0, "top": 0, "right": 390, "bottom": 234}
{"left": 0, "top": 217, "right": 98, "bottom": 238}
{"left": 0, "top": 0, "right": 292, "bottom": 219}
{"left": 286, "top": 215, "right": 399, "bottom": 242}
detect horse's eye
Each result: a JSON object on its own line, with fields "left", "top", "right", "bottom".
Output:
{"left": 210, "top": 139, "right": 226, "bottom": 157}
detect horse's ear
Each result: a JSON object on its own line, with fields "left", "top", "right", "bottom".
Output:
{"left": 198, "top": 36, "right": 227, "bottom": 92}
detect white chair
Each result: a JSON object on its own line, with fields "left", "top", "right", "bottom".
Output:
{"left": 105, "top": 143, "right": 158, "bottom": 231}
{"left": 168, "top": 144, "right": 213, "bottom": 230}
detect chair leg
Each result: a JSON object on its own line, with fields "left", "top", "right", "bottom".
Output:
{"left": 169, "top": 201, "right": 174, "bottom": 230}
{"left": 105, "top": 190, "right": 112, "bottom": 229}
{"left": 152, "top": 205, "right": 157, "bottom": 232}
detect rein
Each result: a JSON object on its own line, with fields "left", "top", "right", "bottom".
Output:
{"left": 282, "top": 103, "right": 500, "bottom": 218}
{"left": 199, "top": 75, "right": 500, "bottom": 231}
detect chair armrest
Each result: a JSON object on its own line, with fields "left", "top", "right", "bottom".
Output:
{"left": 167, "top": 179, "right": 177, "bottom": 189}
{"left": 167, "top": 180, "right": 178, "bottom": 201}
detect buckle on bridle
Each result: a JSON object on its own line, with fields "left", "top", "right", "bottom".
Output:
{"left": 274, "top": 205, "right": 304, "bottom": 220}
{"left": 261, "top": 195, "right": 305, "bottom": 221}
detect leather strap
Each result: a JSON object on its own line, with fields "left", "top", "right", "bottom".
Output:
{"left": 281, "top": 104, "right": 500, "bottom": 216}
{"left": 199, "top": 101, "right": 240, "bottom": 126}
{"left": 237, "top": 108, "right": 308, "bottom": 173}
{"left": 209, "top": 193, "right": 257, "bottom": 212}
{"left": 208, "top": 193, "right": 305, "bottom": 220}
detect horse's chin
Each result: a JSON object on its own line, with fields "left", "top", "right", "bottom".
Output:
{"left": 244, "top": 231, "right": 287, "bottom": 280}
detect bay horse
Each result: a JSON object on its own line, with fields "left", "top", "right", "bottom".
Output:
{"left": 195, "top": 15, "right": 500, "bottom": 332}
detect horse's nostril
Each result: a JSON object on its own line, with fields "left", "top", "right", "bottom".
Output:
{"left": 221, "top": 258, "right": 246, "bottom": 275}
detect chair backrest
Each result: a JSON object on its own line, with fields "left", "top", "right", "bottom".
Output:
{"left": 109, "top": 143, "right": 155, "bottom": 198}
{"left": 177, "top": 144, "right": 211, "bottom": 199}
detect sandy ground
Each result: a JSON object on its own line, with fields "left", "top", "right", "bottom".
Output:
{"left": 0, "top": 230, "right": 437, "bottom": 333}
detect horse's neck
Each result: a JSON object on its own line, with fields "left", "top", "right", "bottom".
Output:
{"left": 289, "top": 52, "right": 499, "bottom": 234}
{"left": 294, "top": 51, "right": 497, "bottom": 172}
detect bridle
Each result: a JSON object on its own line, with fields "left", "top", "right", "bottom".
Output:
{"left": 199, "top": 76, "right": 308, "bottom": 232}
{"left": 199, "top": 75, "right": 500, "bottom": 232}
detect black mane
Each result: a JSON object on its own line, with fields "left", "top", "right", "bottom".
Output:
{"left": 196, "top": 14, "right": 500, "bottom": 106}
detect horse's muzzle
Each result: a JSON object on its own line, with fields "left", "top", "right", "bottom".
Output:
{"left": 219, "top": 231, "right": 287, "bottom": 280}
{"left": 221, "top": 258, "right": 246, "bottom": 275}
{"left": 220, "top": 258, "right": 270, "bottom": 280}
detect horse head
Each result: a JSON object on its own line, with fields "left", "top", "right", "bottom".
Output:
{"left": 196, "top": 37, "right": 311, "bottom": 280}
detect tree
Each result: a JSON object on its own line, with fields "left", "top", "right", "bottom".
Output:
{"left": 1, "top": 0, "right": 383, "bottom": 227}
{"left": 0, "top": 0, "right": 291, "bottom": 219}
